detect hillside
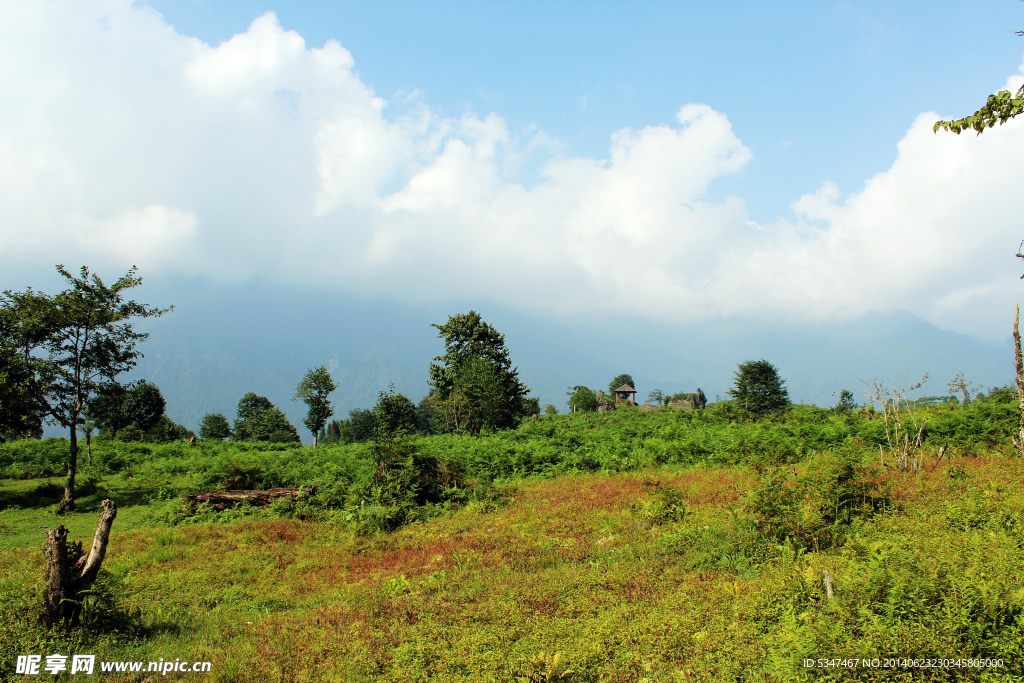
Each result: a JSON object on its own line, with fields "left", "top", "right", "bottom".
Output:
{"left": 3, "top": 402, "right": 1024, "bottom": 681}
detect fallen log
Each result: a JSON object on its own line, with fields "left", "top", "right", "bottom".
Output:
{"left": 43, "top": 499, "right": 117, "bottom": 627}
{"left": 181, "top": 485, "right": 321, "bottom": 512}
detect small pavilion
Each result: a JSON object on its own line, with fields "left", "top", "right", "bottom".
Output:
{"left": 614, "top": 384, "right": 637, "bottom": 406}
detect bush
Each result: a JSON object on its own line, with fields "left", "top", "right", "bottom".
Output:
{"left": 746, "top": 447, "right": 889, "bottom": 550}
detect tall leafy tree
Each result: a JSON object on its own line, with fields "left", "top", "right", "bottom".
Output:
{"left": 85, "top": 384, "right": 130, "bottom": 436}
{"left": 121, "top": 380, "right": 165, "bottom": 432}
{"left": 0, "top": 265, "right": 170, "bottom": 512}
{"left": 415, "top": 397, "right": 443, "bottom": 436}
{"left": 293, "top": 365, "right": 337, "bottom": 447}
{"left": 232, "top": 392, "right": 300, "bottom": 442}
{"left": 567, "top": 385, "right": 598, "bottom": 413}
{"left": 86, "top": 380, "right": 165, "bottom": 438}
{"left": 347, "top": 408, "right": 377, "bottom": 443}
{"left": 233, "top": 392, "right": 274, "bottom": 440}
{"left": 728, "top": 359, "right": 790, "bottom": 417}
{"left": 608, "top": 374, "right": 635, "bottom": 394}
{"left": 833, "top": 390, "right": 856, "bottom": 414}
{"left": 0, "top": 332, "right": 43, "bottom": 441}
{"left": 428, "top": 311, "right": 529, "bottom": 433}
{"left": 374, "top": 385, "right": 418, "bottom": 437}
{"left": 199, "top": 413, "right": 232, "bottom": 440}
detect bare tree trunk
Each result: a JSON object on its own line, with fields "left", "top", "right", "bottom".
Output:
{"left": 59, "top": 420, "right": 80, "bottom": 513}
{"left": 1015, "top": 303, "right": 1024, "bottom": 457}
{"left": 42, "top": 500, "right": 117, "bottom": 626}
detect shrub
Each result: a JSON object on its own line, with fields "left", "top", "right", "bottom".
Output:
{"left": 746, "top": 448, "right": 888, "bottom": 550}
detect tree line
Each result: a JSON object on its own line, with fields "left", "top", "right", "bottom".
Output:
{"left": 1, "top": 265, "right": 871, "bottom": 513}
{"left": 196, "top": 311, "right": 542, "bottom": 446}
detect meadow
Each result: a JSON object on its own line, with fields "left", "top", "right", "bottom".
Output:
{"left": 2, "top": 398, "right": 1023, "bottom": 682}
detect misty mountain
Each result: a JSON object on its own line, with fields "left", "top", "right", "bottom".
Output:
{"left": 84, "top": 280, "right": 1016, "bottom": 443}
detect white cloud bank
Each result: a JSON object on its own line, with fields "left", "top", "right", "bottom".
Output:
{"left": 2, "top": 2, "right": 1024, "bottom": 339}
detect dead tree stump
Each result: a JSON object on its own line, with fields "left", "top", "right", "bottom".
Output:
{"left": 42, "top": 499, "right": 117, "bottom": 626}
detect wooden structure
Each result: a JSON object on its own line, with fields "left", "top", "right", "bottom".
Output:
{"left": 614, "top": 384, "right": 637, "bottom": 406}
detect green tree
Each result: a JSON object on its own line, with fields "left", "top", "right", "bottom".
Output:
{"left": 522, "top": 397, "right": 540, "bottom": 418}
{"left": 833, "top": 389, "right": 856, "bottom": 414}
{"left": 255, "top": 407, "right": 300, "bottom": 443}
{"left": 374, "top": 385, "right": 418, "bottom": 437}
{"left": 233, "top": 392, "right": 273, "bottom": 440}
{"left": 121, "top": 380, "right": 166, "bottom": 433}
{"left": 144, "top": 414, "right": 193, "bottom": 442}
{"left": 695, "top": 388, "right": 708, "bottom": 409}
{"left": 543, "top": 403, "right": 558, "bottom": 415}
{"left": 728, "top": 359, "right": 790, "bottom": 417}
{"left": 567, "top": 385, "right": 598, "bottom": 414}
{"left": 608, "top": 374, "right": 635, "bottom": 395}
{"left": 428, "top": 311, "right": 529, "bottom": 433}
{"left": 232, "top": 392, "right": 299, "bottom": 442}
{"left": 85, "top": 384, "right": 130, "bottom": 437}
{"left": 348, "top": 408, "right": 377, "bottom": 443}
{"left": 0, "top": 265, "right": 171, "bottom": 512}
{"left": 199, "top": 412, "right": 232, "bottom": 440}
{"left": 293, "top": 365, "right": 337, "bottom": 447}
{"left": 65, "top": 372, "right": 164, "bottom": 441}
{"left": 365, "top": 385, "right": 456, "bottom": 532}
{"left": 416, "top": 397, "right": 443, "bottom": 436}
{"left": 646, "top": 389, "right": 664, "bottom": 405}
{"left": 438, "top": 356, "right": 524, "bottom": 435}
{"left": 0, "top": 342, "right": 43, "bottom": 442}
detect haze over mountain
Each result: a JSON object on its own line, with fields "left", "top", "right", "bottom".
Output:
{"left": 92, "top": 279, "right": 1013, "bottom": 443}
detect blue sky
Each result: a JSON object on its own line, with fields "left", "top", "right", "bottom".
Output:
{"left": 138, "top": 0, "right": 1024, "bottom": 225}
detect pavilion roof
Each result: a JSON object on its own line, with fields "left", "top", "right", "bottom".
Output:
{"left": 614, "top": 384, "right": 636, "bottom": 393}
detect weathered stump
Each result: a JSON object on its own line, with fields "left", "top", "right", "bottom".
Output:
{"left": 42, "top": 499, "right": 117, "bottom": 626}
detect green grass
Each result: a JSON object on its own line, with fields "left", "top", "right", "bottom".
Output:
{"left": 2, "top": 401, "right": 1023, "bottom": 681}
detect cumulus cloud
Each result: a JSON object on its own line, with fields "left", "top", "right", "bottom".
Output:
{"left": 2, "top": 1, "right": 1023, "bottom": 339}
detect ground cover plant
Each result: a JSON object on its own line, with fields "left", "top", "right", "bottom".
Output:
{"left": 1, "top": 396, "right": 1023, "bottom": 681}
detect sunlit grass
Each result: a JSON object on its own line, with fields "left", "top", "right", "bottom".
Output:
{"left": 2, "top": 402, "right": 1024, "bottom": 681}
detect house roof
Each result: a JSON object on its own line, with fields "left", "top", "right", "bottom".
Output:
{"left": 614, "top": 384, "right": 636, "bottom": 393}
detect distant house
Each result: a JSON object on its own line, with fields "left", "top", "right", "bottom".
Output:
{"left": 614, "top": 384, "right": 637, "bottom": 406}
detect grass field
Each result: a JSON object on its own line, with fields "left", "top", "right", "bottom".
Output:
{"left": 2, "top": 402, "right": 1024, "bottom": 681}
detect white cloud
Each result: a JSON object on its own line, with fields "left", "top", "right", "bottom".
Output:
{"left": 2, "top": 1, "right": 1024, "bottom": 340}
